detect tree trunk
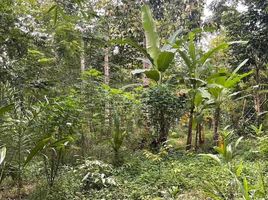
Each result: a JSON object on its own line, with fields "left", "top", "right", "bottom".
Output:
{"left": 213, "top": 106, "right": 221, "bottom": 146}
{"left": 195, "top": 123, "right": 199, "bottom": 151}
{"left": 104, "top": 47, "right": 110, "bottom": 85}
{"left": 104, "top": 47, "right": 110, "bottom": 133}
{"left": 80, "top": 38, "right": 86, "bottom": 73}
{"left": 198, "top": 124, "right": 205, "bottom": 146}
{"left": 157, "top": 112, "right": 169, "bottom": 147}
{"left": 186, "top": 105, "right": 194, "bottom": 150}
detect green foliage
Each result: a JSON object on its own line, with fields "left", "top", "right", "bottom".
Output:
{"left": 110, "top": 113, "right": 127, "bottom": 166}
{"left": 141, "top": 5, "right": 160, "bottom": 62}
{"left": 143, "top": 84, "right": 186, "bottom": 147}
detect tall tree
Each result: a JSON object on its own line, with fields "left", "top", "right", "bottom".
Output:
{"left": 209, "top": 0, "right": 268, "bottom": 126}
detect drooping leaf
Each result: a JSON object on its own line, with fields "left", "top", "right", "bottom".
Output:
{"left": 162, "top": 28, "right": 183, "bottom": 51}
{"left": 141, "top": 5, "right": 160, "bottom": 62}
{"left": 157, "top": 51, "right": 174, "bottom": 72}
{"left": 144, "top": 70, "right": 160, "bottom": 82}
{"left": 47, "top": 4, "right": 57, "bottom": 13}
{"left": 200, "top": 43, "right": 229, "bottom": 67}
{"left": 24, "top": 137, "right": 52, "bottom": 166}
{"left": 178, "top": 50, "right": 192, "bottom": 69}
{"left": 230, "top": 59, "right": 249, "bottom": 76}
{"left": 199, "top": 154, "right": 221, "bottom": 165}
{"left": 188, "top": 32, "right": 196, "bottom": 62}
{"left": 234, "top": 136, "right": 243, "bottom": 149}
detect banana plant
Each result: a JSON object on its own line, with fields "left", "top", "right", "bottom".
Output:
{"left": 113, "top": 5, "right": 178, "bottom": 84}
{"left": 199, "top": 59, "right": 252, "bottom": 145}
{"left": 174, "top": 31, "right": 242, "bottom": 150}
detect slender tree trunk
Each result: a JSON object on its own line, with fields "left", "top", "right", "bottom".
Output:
{"left": 80, "top": 38, "right": 86, "bottom": 73}
{"left": 186, "top": 104, "right": 194, "bottom": 150}
{"left": 80, "top": 37, "right": 86, "bottom": 156}
{"left": 198, "top": 124, "right": 204, "bottom": 146}
{"left": 213, "top": 106, "right": 221, "bottom": 146}
{"left": 195, "top": 123, "right": 199, "bottom": 151}
{"left": 155, "top": 112, "right": 168, "bottom": 148}
{"left": 104, "top": 47, "right": 111, "bottom": 133}
{"left": 104, "top": 47, "right": 110, "bottom": 85}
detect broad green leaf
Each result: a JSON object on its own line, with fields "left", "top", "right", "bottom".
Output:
{"left": 214, "top": 146, "right": 224, "bottom": 155}
{"left": 200, "top": 43, "right": 229, "bottom": 67}
{"left": 235, "top": 136, "right": 243, "bottom": 149}
{"left": 144, "top": 70, "right": 160, "bottom": 82}
{"left": 194, "top": 92, "right": 203, "bottom": 107}
{"left": 157, "top": 51, "right": 174, "bottom": 72}
{"left": 141, "top": 5, "right": 160, "bottom": 62}
{"left": 230, "top": 59, "right": 249, "bottom": 76}
{"left": 168, "top": 28, "right": 183, "bottom": 44}
{"left": 178, "top": 50, "right": 192, "bottom": 70}
{"left": 225, "top": 71, "right": 252, "bottom": 88}
{"left": 24, "top": 137, "right": 52, "bottom": 166}
{"left": 199, "top": 153, "right": 221, "bottom": 164}
{"left": 188, "top": 32, "right": 196, "bottom": 62}
{"left": 162, "top": 28, "right": 183, "bottom": 51}
{"left": 0, "top": 147, "right": 6, "bottom": 165}
{"left": 50, "top": 136, "right": 74, "bottom": 149}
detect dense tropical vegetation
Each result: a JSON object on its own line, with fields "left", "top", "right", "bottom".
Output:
{"left": 0, "top": 0, "right": 268, "bottom": 199}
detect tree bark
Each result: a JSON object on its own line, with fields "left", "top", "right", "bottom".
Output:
{"left": 104, "top": 47, "right": 110, "bottom": 85}
{"left": 198, "top": 124, "right": 204, "bottom": 145}
{"left": 186, "top": 105, "right": 194, "bottom": 150}
{"left": 195, "top": 123, "right": 199, "bottom": 151}
{"left": 80, "top": 38, "right": 86, "bottom": 73}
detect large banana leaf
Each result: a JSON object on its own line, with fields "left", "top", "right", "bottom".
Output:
{"left": 157, "top": 51, "right": 174, "bottom": 72}
{"left": 141, "top": 5, "right": 160, "bottom": 62}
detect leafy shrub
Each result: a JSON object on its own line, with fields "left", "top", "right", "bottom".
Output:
{"left": 77, "top": 159, "right": 117, "bottom": 191}
{"left": 143, "top": 84, "right": 186, "bottom": 149}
